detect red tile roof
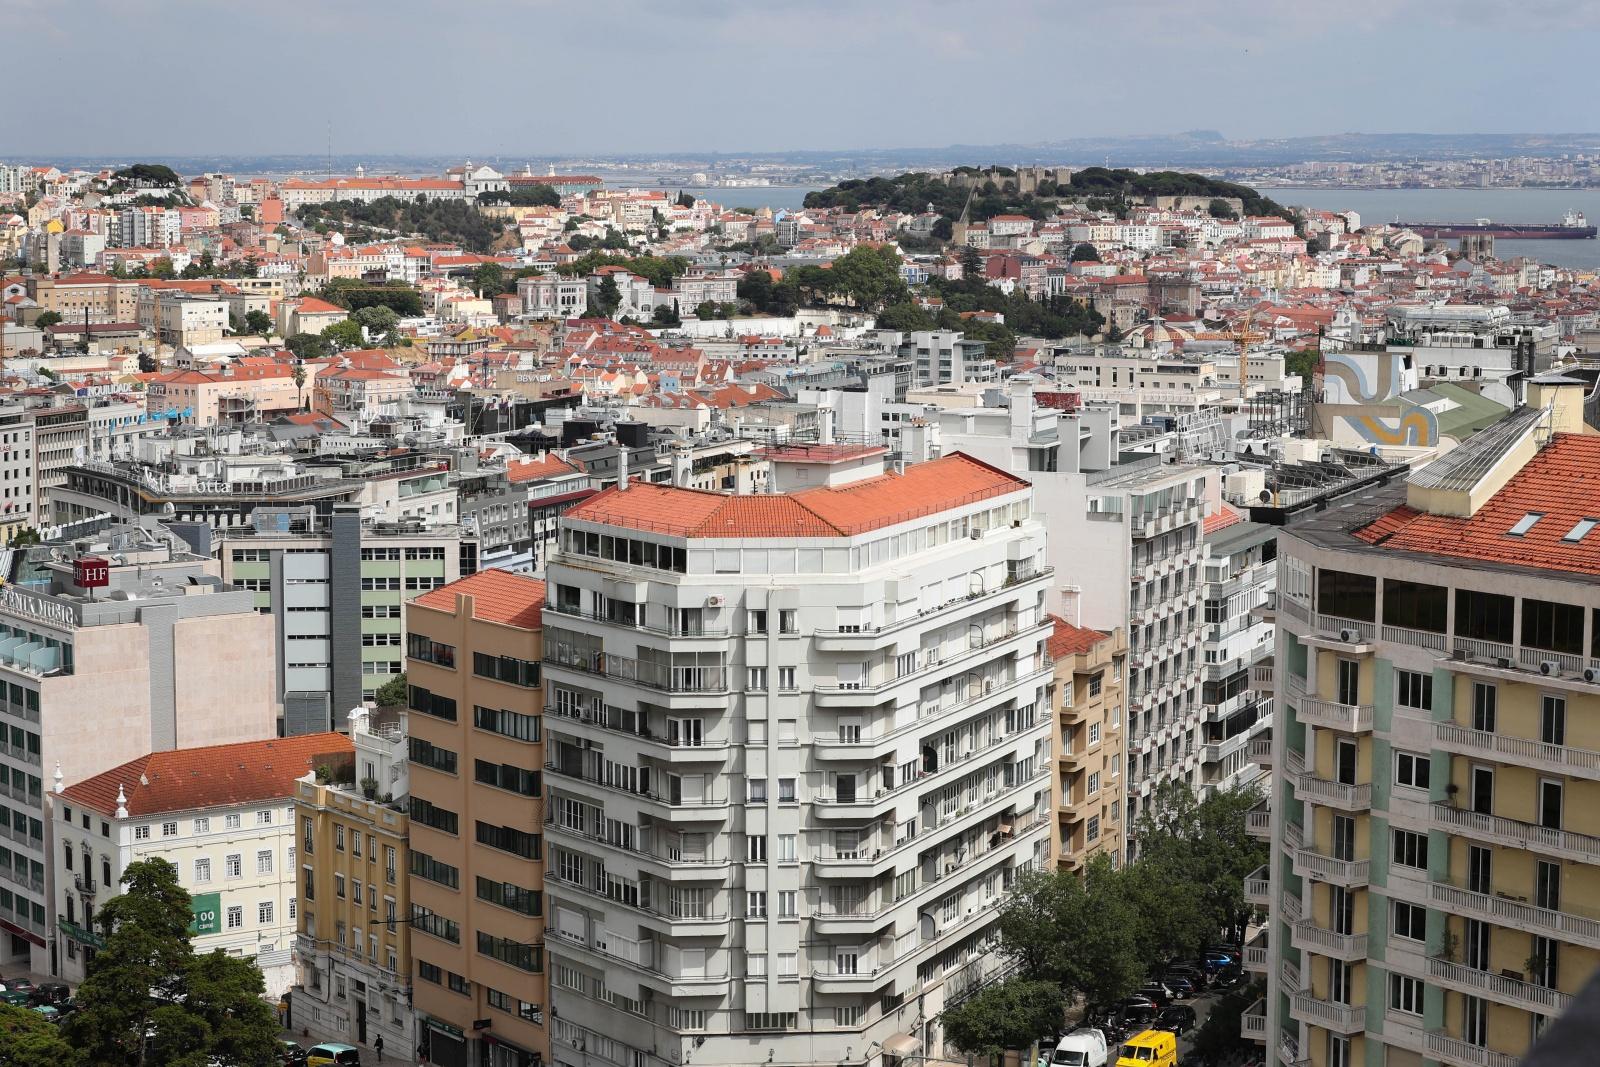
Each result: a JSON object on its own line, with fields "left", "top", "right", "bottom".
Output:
{"left": 1046, "top": 615, "right": 1110, "bottom": 660}
{"left": 1204, "top": 503, "right": 1242, "bottom": 535}
{"left": 505, "top": 454, "right": 578, "bottom": 483}
{"left": 565, "top": 452, "right": 1027, "bottom": 538}
{"left": 412, "top": 570, "right": 546, "bottom": 630}
{"left": 1353, "top": 433, "right": 1600, "bottom": 575}
{"left": 293, "top": 297, "right": 345, "bottom": 315}
{"left": 61, "top": 733, "right": 351, "bottom": 818}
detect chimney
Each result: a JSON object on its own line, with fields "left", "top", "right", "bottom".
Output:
{"left": 618, "top": 446, "right": 629, "bottom": 491}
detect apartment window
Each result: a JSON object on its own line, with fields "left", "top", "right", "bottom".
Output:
{"left": 1392, "top": 829, "right": 1428, "bottom": 870}
{"left": 1088, "top": 772, "right": 1100, "bottom": 795}
{"left": 748, "top": 779, "right": 767, "bottom": 802}
{"left": 778, "top": 890, "right": 797, "bottom": 917}
{"left": 779, "top": 609, "right": 797, "bottom": 634}
{"left": 224, "top": 813, "right": 240, "bottom": 830}
{"left": 256, "top": 850, "right": 274, "bottom": 875}
{"left": 777, "top": 834, "right": 797, "bottom": 862}
{"left": 194, "top": 858, "right": 211, "bottom": 883}
{"left": 161, "top": 821, "right": 177, "bottom": 838}
{"left": 1087, "top": 815, "right": 1100, "bottom": 841}
{"left": 1543, "top": 695, "right": 1567, "bottom": 746}
{"left": 835, "top": 1005, "right": 860, "bottom": 1026}
{"left": 473, "top": 704, "right": 541, "bottom": 741}
{"left": 1395, "top": 669, "right": 1433, "bottom": 711}
{"left": 1393, "top": 900, "right": 1426, "bottom": 941}
{"left": 747, "top": 952, "right": 767, "bottom": 977}
{"left": 225, "top": 854, "right": 242, "bottom": 879}
{"left": 1089, "top": 673, "right": 1103, "bottom": 697}
{"left": 779, "top": 778, "right": 796, "bottom": 802}
{"left": 1088, "top": 722, "right": 1101, "bottom": 745}
{"left": 747, "top": 892, "right": 767, "bottom": 918}
{"left": 418, "top": 961, "right": 442, "bottom": 986}
{"left": 1390, "top": 973, "right": 1423, "bottom": 1016}
{"left": 1473, "top": 682, "right": 1497, "bottom": 732}
{"left": 192, "top": 817, "right": 209, "bottom": 834}
{"left": 1395, "top": 752, "right": 1431, "bottom": 790}
{"left": 134, "top": 825, "right": 150, "bottom": 841}
{"left": 410, "top": 851, "right": 459, "bottom": 890}
{"left": 335, "top": 826, "right": 345, "bottom": 851}
{"left": 778, "top": 666, "right": 796, "bottom": 690}
{"left": 476, "top": 931, "right": 542, "bottom": 973}
{"left": 226, "top": 906, "right": 242, "bottom": 930}
{"left": 747, "top": 667, "right": 767, "bottom": 691}
{"left": 746, "top": 835, "right": 767, "bottom": 862}
{"left": 335, "top": 874, "right": 346, "bottom": 899}
{"left": 748, "top": 610, "right": 767, "bottom": 634}
{"left": 259, "top": 901, "right": 274, "bottom": 926}
{"left": 256, "top": 809, "right": 272, "bottom": 826}
{"left": 1465, "top": 996, "right": 1488, "bottom": 1048}
{"left": 289, "top": 898, "right": 296, "bottom": 920}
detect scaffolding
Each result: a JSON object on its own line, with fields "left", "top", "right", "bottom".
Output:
{"left": 1245, "top": 388, "right": 1309, "bottom": 440}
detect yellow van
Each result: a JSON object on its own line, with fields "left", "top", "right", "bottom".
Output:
{"left": 1114, "top": 1030, "right": 1177, "bottom": 1067}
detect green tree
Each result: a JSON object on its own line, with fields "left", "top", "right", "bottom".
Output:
{"left": 651, "top": 303, "right": 681, "bottom": 328}
{"left": 478, "top": 184, "right": 559, "bottom": 207}
{"left": 148, "top": 256, "right": 175, "bottom": 279}
{"left": 1070, "top": 242, "right": 1100, "bottom": 262}
{"left": 1208, "top": 198, "right": 1238, "bottom": 220}
{"left": 940, "top": 979, "right": 1063, "bottom": 1064}
{"left": 959, "top": 244, "right": 983, "bottom": 279}
{"left": 321, "top": 318, "right": 365, "bottom": 351}
{"left": 112, "top": 163, "right": 181, "bottom": 188}
{"left": 33, "top": 311, "right": 62, "bottom": 328}
{"left": 353, "top": 304, "right": 400, "bottom": 339}
{"left": 243, "top": 309, "right": 273, "bottom": 336}
{"left": 182, "top": 950, "right": 280, "bottom": 1067}
{"left": 293, "top": 360, "right": 307, "bottom": 410}
{"left": 875, "top": 301, "right": 935, "bottom": 333}
{"left": 596, "top": 275, "right": 622, "bottom": 318}
{"left": 824, "top": 244, "right": 908, "bottom": 310}
{"left": 284, "top": 333, "right": 332, "bottom": 361}
{"left": 997, "top": 858, "right": 1147, "bottom": 1012}
{"left": 1286, "top": 349, "right": 1319, "bottom": 385}
{"left": 7, "top": 528, "right": 42, "bottom": 547}
{"left": 0, "top": 1002, "right": 82, "bottom": 1066}
{"left": 472, "top": 262, "right": 506, "bottom": 297}
{"left": 676, "top": 191, "right": 696, "bottom": 209}
{"left": 375, "top": 672, "right": 408, "bottom": 707}
{"left": 1134, "top": 779, "right": 1268, "bottom": 945}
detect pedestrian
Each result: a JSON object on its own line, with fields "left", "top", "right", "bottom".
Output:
{"left": 374, "top": 1035, "right": 384, "bottom": 1062}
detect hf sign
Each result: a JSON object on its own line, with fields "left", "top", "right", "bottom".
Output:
{"left": 74, "top": 558, "right": 111, "bottom": 589}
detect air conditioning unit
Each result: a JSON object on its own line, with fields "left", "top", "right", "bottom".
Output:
{"left": 1452, "top": 649, "right": 1468, "bottom": 661}
{"left": 1496, "top": 656, "right": 1513, "bottom": 669}
{"left": 1541, "top": 660, "right": 1560, "bottom": 677}
{"left": 706, "top": 594, "right": 725, "bottom": 607}
{"left": 1584, "top": 667, "right": 1599, "bottom": 684}
{"left": 970, "top": 528, "right": 982, "bottom": 540}
{"left": 1338, "top": 628, "right": 1355, "bottom": 643}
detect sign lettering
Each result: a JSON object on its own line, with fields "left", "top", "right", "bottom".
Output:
{"left": 0, "top": 588, "right": 77, "bottom": 628}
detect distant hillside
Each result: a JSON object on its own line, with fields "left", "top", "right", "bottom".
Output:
{"left": 802, "top": 167, "right": 1294, "bottom": 229}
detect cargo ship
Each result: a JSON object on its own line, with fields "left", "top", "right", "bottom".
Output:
{"left": 1395, "top": 210, "right": 1597, "bottom": 239}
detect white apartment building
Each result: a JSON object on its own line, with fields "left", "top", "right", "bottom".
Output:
{"left": 895, "top": 331, "right": 995, "bottom": 388}
{"left": 517, "top": 274, "right": 589, "bottom": 320}
{"left": 53, "top": 732, "right": 349, "bottom": 995}
{"left": 136, "top": 290, "right": 229, "bottom": 347}
{"left": 1197, "top": 515, "right": 1275, "bottom": 793}
{"left": 0, "top": 405, "right": 35, "bottom": 544}
{"left": 1049, "top": 346, "right": 1225, "bottom": 420}
{"left": 114, "top": 206, "right": 181, "bottom": 248}
{"left": 928, "top": 379, "right": 1217, "bottom": 841}
{"left": 539, "top": 452, "right": 1055, "bottom": 1067}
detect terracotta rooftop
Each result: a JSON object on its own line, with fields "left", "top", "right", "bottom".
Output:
{"left": 564, "top": 452, "right": 1027, "bottom": 538}
{"left": 412, "top": 570, "right": 546, "bottom": 630}
{"left": 1353, "top": 433, "right": 1600, "bottom": 575}
{"left": 1204, "top": 503, "right": 1243, "bottom": 535}
{"left": 1046, "top": 615, "right": 1110, "bottom": 660}
{"left": 505, "top": 454, "right": 578, "bottom": 483}
{"left": 60, "top": 733, "right": 351, "bottom": 818}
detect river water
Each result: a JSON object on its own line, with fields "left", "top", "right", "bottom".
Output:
{"left": 1259, "top": 187, "right": 1600, "bottom": 270}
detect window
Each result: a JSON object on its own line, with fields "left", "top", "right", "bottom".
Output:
{"left": 256, "top": 809, "right": 272, "bottom": 825}
{"left": 747, "top": 892, "right": 767, "bottom": 918}
{"left": 778, "top": 890, "right": 797, "bottom": 917}
{"left": 778, "top": 834, "right": 797, "bottom": 862}
{"left": 257, "top": 850, "right": 274, "bottom": 875}
{"left": 671, "top": 1006, "right": 708, "bottom": 1030}
{"left": 335, "top": 826, "right": 345, "bottom": 851}
{"left": 1390, "top": 973, "right": 1424, "bottom": 1015}
{"left": 746, "top": 836, "right": 766, "bottom": 862}
{"left": 779, "top": 609, "right": 797, "bottom": 634}
{"left": 409, "top": 798, "right": 459, "bottom": 835}
{"left": 1393, "top": 900, "right": 1426, "bottom": 941}
{"left": 747, "top": 667, "right": 767, "bottom": 691}
{"left": 134, "top": 825, "right": 150, "bottom": 840}
{"left": 1088, "top": 772, "right": 1100, "bottom": 795}
{"left": 1395, "top": 752, "right": 1431, "bottom": 790}
{"left": 778, "top": 666, "right": 796, "bottom": 690}
{"left": 1509, "top": 512, "right": 1544, "bottom": 536}
{"left": 225, "top": 854, "right": 242, "bottom": 879}
{"left": 476, "top": 877, "right": 542, "bottom": 916}
{"left": 835, "top": 1005, "right": 860, "bottom": 1026}
{"left": 473, "top": 704, "right": 541, "bottom": 741}
{"left": 779, "top": 777, "right": 796, "bottom": 802}
{"left": 476, "top": 931, "right": 542, "bottom": 972}
{"left": 748, "top": 779, "right": 767, "bottom": 802}
{"left": 474, "top": 759, "right": 541, "bottom": 797}
{"left": 193, "top": 817, "right": 209, "bottom": 834}
{"left": 1564, "top": 518, "right": 1600, "bottom": 543}
{"left": 472, "top": 651, "right": 540, "bottom": 688}
{"left": 748, "top": 610, "right": 767, "bottom": 634}
{"left": 410, "top": 851, "right": 460, "bottom": 890}
{"left": 1395, "top": 669, "right": 1433, "bottom": 711}
{"left": 1087, "top": 815, "right": 1100, "bottom": 841}
{"left": 1543, "top": 695, "right": 1567, "bottom": 746}
{"left": 1392, "top": 829, "right": 1428, "bottom": 870}
{"left": 475, "top": 822, "right": 542, "bottom": 860}
{"left": 1089, "top": 673, "right": 1103, "bottom": 697}
{"left": 194, "top": 858, "right": 211, "bottom": 883}
{"left": 407, "top": 633, "right": 457, "bottom": 668}
{"left": 335, "top": 874, "right": 346, "bottom": 899}
{"left": 747, "top": 952, "right": 767, "bottom": 976}
{"left": 1088, "top": 722, "right": 1101, "bottom": 745}
{"left": 226, "top": 906, "right": 243, "bottom": 929}
{"left": 1473, "top": 682, "right": 1497, "bottom": 732}
{"left": 409, "top": 737, "right": 458, "bottom": 774}
{"left": 418, "top": 961, "right": 442, "bottom": 986}
{"left": 161, "top": 821, "right": 177, "bottom": 837}
{"left": 259, "top": 901, "right": 274, "bottom": 925}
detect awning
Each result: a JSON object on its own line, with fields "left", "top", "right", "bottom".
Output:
{"left": 883, "top": 1034, "right": 922, "bottom": 1057}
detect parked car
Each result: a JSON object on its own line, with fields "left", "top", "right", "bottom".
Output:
{"left": 306, "top": 1045, "right": 362, "bottom": 1067}
{"left": 1050, "top": 1028, "right": 1109, "bottom": 1067}
{"left": 1157, "top": 1006, "right": 1197, "bottom": 1036}
{"left": 1163, "top": 962, "right": 1208, "bottom": 988}
{"left": 28, "top": 982, "right": 69, "bottom": 1006}
{"left": 7, "top": 980, "right": 34, "bottom": 997}
{"left": 1160, "top": 974, "right": 1198, "bottom": 998}
{"left": 1116, "top": 1004, "right": 1157, "bottom": 1034}
{"left": 1212, "top": 963, "right": 1246, "bottom": 989}
{"left": 0, "top": 991, "right": 30, "bottom": 1007}
{"left": 280, "top": 1042, "right": 310, "bottom": 1067}
{"left": 1201, "top": 950, "right": 1235, "bottom": 972}
{"left": 1135, "top": 983, "right": 1173, "bottom": 1009}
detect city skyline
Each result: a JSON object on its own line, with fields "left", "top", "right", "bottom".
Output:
{"left": 8, "top": 0, "right": 1600, "bottom": 157}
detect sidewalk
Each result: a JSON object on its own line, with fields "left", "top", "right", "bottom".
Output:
{"left": 281, "top": 1028, "right": 419, "bottom": 1066}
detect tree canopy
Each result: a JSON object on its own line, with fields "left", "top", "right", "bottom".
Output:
{"left": 285, "top": 332, "right": 332, "bottom": 361}
{"left": 296, "top": 195, "right": 503, "bottom": 252}
{"left": 112, "top": 163, "right": 181, "bottom": 188}
{"left": 478, "top": 184, "right": 559, "bottom": 207}
{"left": 940, "top": 978, "right": 1064, "bottom": 1062}
{"left": 64, "top": 858, "right": 279, "bottom": 1067}
{"left": 556, "top": 252, "right": 690, "bottom": 289}
{"left": 321, "top": 318, "right": 365, "bottom": 351}
{"left": 0, "top": 1003, "right": 80, "bottom": 1066}
{"left": 318, "top": 278, "right": 425, "bottom": 317}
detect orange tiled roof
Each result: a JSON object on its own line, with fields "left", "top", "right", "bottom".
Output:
{"left": 60, "top": 733, "right": 351, "bottom": 817}
{"left": 1045, "top": 614, "right": 1109, "bottom": 659}
{"left": 1204, "top": 503, "right": 1242, "bottom": 535}
{"left": 506, "top": 454, "right": 578, "bottom": 483}
{"left": 565, "top": 452, "right": 1026, "bottom": 538}
{"left": 1353, "top": 434, "right": 1600, "bottom": 575}
{"left": 411, "top": 570, "right": 546, "bottom": 630}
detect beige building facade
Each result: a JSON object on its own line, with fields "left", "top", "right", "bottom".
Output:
{"left": 1049, "top": 620, "right": 1127, "bottom": 871}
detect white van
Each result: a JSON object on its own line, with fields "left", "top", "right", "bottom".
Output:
{"left": 1051, "top": 1028, "right": 1109, "bottom": 1067}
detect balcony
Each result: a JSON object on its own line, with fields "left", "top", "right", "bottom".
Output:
{"left": 1244, "top": 865, "right": 1270, "bottom": 907}
{"left": 1286, "top": 749, "right": 1371, "bottom": 812}
{"left": 1244, "top": 933, "right": 1268, "bottom": 973}
{"left": 1380, "top": 624, "right": 1447, "bottom": 651}
{"left": 1296, "top": 695, "right": 1373, "bottom": 733}
{"left": 1430, "top": 879, "right": 1600, "bottom": 952}
{"left": 542, "top": 644, "right": 729, "bottom": 695}
{"left": 1291, "top": 844, "right": 1370, "bottom": 889}
{"left": 1435, "top": 721, "right": 1600, "bottom": 783}
{"left": 1426, "top": 1032, "right": 1521, "bottom": 1067}
{"left": 543, "top": 601, "right": 731, "bottom": 639}
{"left": 1246, "top": 802, "right": 1271, "bottom": 840}
{"left": 1426, "top": 955, "right": 1572, "bottom": 1015}
{"left": 1313, "top": 613, "right": 1375, "bottom": 644}
{"left": 1248, "top": 737, "right": 1273, "bottom": 766}
{"left": 1431, "top": 802, "right": 1600, "bottom": 864}
{"left": 543, "top": 814, "right": 732, "bottom": 874}
{"left": 1452, "top": 635, "right": 1514, "bottom": 663}
{"left": 1281, "top": 957, "right": 1302, "bottom": 993}
{"left": 1289, "top": 919, "right": 1367, "bottom": 960}
{"left": 1252, "top": 661, "right": 1274, "bottom": 692}
{"left": 543, "top": 762, "right": 730, "bottom": 818}
{"left": 1241, "top": 1000, "right": 1266, "bottom": 1042}
{"left": 1289, "top": 991, "right": 1365, "bottom": 1035}
{"left": 1278, "top": 1034, "right": 1304, "bottom": 1067}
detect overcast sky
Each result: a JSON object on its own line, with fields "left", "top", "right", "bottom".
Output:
{"left": 7, "top": 0, "right": 1599, "bottom": 159}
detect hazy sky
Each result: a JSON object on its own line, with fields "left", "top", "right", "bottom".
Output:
{"left": 7, "top": 0, "right": 1600, "bottom": 158}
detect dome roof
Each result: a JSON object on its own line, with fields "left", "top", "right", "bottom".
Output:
{"left": 1127, "top": 317, "right": 1194, "bottom": 347}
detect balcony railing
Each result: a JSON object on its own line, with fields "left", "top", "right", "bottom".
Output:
{"left": 1452, "top": 635, "right": 1513, "bottom": 663}
{"left": 1286, "top": 749, "right": 1371, "bottom": 811}
{"left": 1426, "top": 1032, "right": 1521, "bottom": 1067}
{"left": 1435, "top": 721, "right": 1600, "bottom": 781}
{"left": 1381, "top": 624, "right": 1447, "bottom": 651}
{"left": 1293, "top": 846, "right": 1371, "bottom": 888}
{"left": 543, "top": 643, "right": 728, "bottom": 694}
{"left": 1241, "top": 1000, "right": 1266, "bottom": 1041}
{"left": 1290, "top": 919, "right": 1367, "bottom": 959}
{"left": 1431, "top": 880, "right": 1600, "bottom": 951}
{"left": 1244, "top": 865, "right": 1270, "bottom": 906}
{"left": 1248, "top": 737, "right": 1273, "bottom": 763}
{"left": 1296, "top": 695, "right": 1374, "bottom": 733}
{"left": 1427, "top": 955, "right": 1572, "bottom": 1014}
{"left": 1314, "top": 614, "right": 1374, "bottom": 642}
{"left": 1289, "top": 991, "right": 1365, "bottom": 1034}
{"left": 1432, "top": 802, "right": 1600, "bottom": 864}
{"left": 1246, "top": 802, "right": 1271, "bottom": 839}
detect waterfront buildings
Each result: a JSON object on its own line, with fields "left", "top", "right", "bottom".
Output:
{"left": 538, "top": 451, "right": 1053, "bottom": 1067}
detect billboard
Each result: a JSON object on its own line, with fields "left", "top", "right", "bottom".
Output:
{"left": 190, "top": 892, "right": 220, "bottom": 936}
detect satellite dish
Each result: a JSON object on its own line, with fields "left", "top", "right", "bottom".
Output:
{"left": 1258, "top": 490, "right": 1271, "bottom": 503}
